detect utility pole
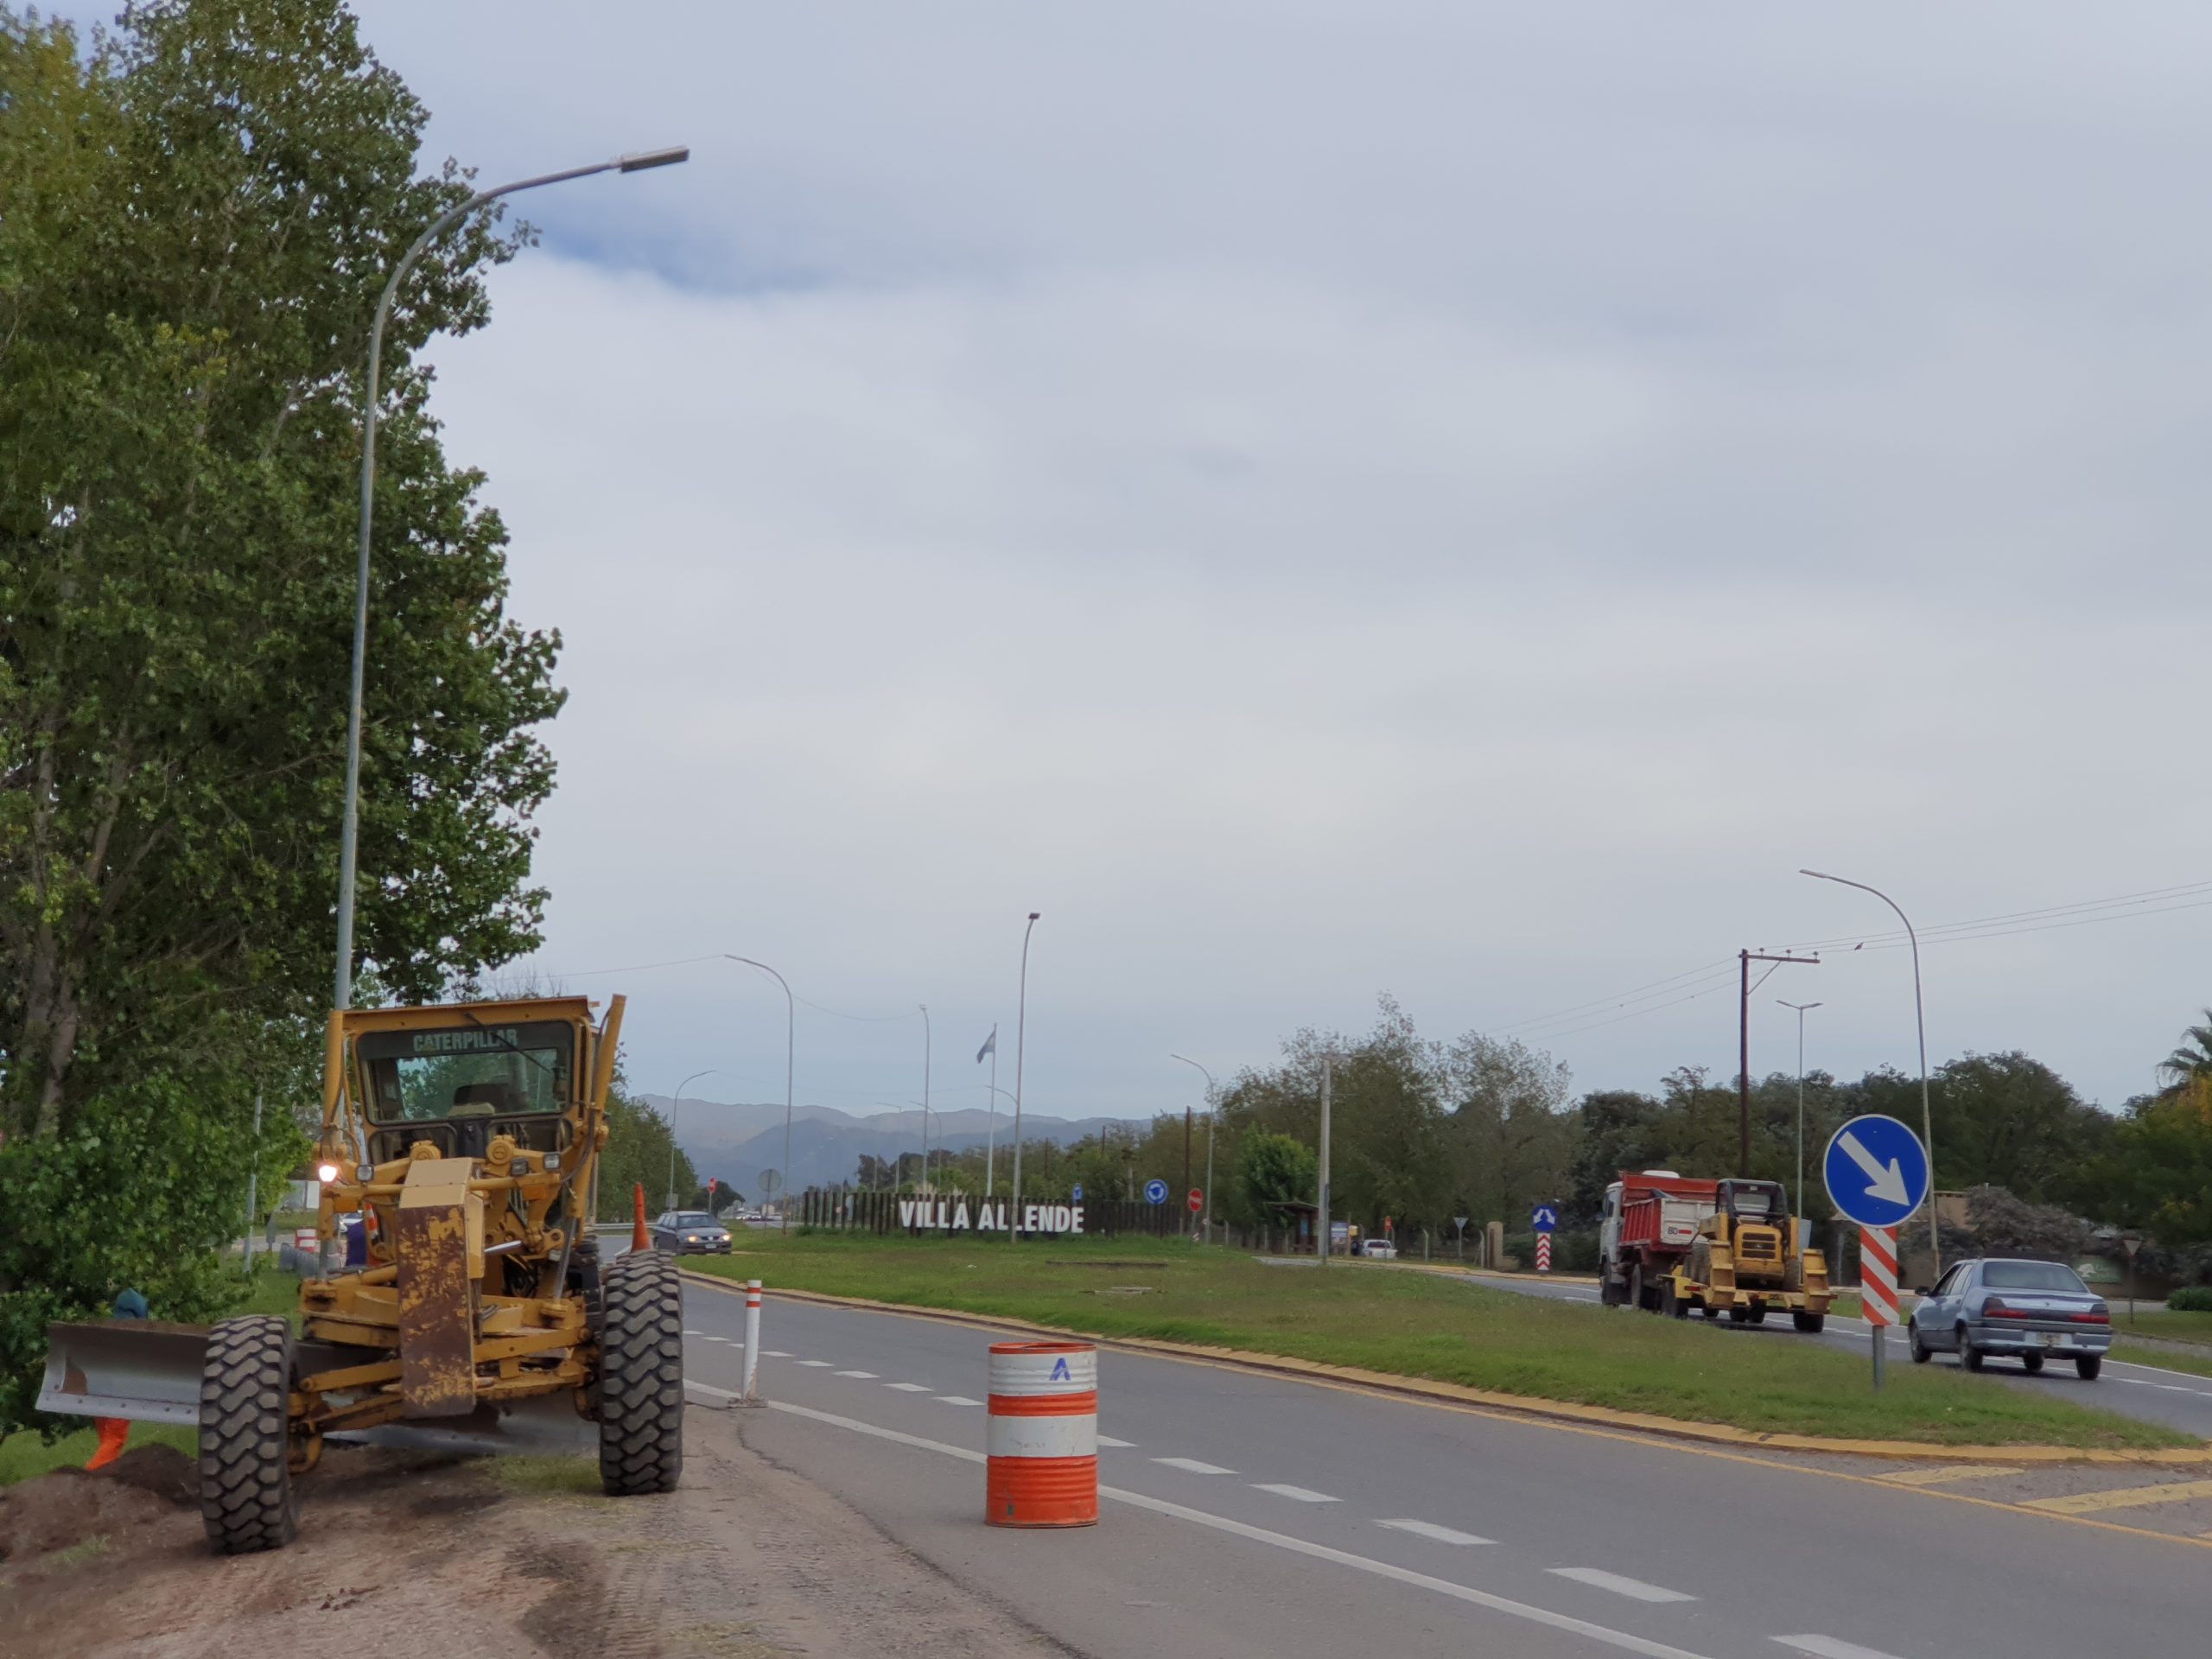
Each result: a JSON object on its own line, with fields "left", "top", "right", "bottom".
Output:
{"left": 1317, "top": 1053, "right": 1338, "bottom": 1267}
{"left": 1182, "top": 1106, "right": 1192, "bottom": 1205}
{"left": 1739, "top": 950, "right": 1819, "bottom": 1177}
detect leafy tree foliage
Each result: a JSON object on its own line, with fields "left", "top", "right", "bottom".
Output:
{"left": 1234, "top": 1133, "right": 1318, "bottom": 1227}
{"left": 0, "top": 1, "right": 562, "bottom": 1434}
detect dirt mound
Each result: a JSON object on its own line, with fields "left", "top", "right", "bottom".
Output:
{"left": 0, "top": 1446, "right": 196, "bottom": 1564}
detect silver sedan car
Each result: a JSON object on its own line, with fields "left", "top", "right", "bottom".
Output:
{"left": 1908, "top": 1257, "right": 2113, "bottom": 1379}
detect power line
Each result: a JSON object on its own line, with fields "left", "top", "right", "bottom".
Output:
{"left": 1782, "top": 877, "right": 2212, "bottom": 951}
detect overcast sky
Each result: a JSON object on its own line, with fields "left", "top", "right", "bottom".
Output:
{"left": 347, "top": 2, "right": 2212, "bottom": 1130}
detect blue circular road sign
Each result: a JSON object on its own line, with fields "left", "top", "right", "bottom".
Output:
{"left": 1143, "top": 1179, "right": 1168, "bottom": 1205}
{"left": 1821, "top": 1114, "right": 1929, "bottom": 1230}
{"left": 1071, "top": 1183, "right": 1084, "bottom": 1202}
{"left": 1529, "top": 1204, "right": 1560, "bottom": 1232}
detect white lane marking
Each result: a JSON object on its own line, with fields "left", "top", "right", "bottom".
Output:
{"left": 883, "top": 1382, "right": 932, "bottom": 1392}
{"left": 1377, "top": 1519, "right": 1495, "bottom": 1546}
{"left": 761, "top": 1350, "right": 791, "bottom": 1357}
{"left": 1097, "top": 1435, "right": 1137, "bottom": 1448}
{"left": 1548, "top": 1567, "right": 1697, "bottom": 1604}
{"left": 938, "top": 1395, "right": 982, "bottom": 1406}
{"left": 702, "top": 1335, "right": 732, "bottom": 1343}
{"left": 688, "top": 1381, "right": 742, "bottom": 1402}
{"left": 835, "top": 1370, "right": 879, "bottom": 1378}
{"left": 765, "top": 1400, "right": 1717, "bottom": 1659}
{"left": 1154, "top": 1457, "right": 1236, "bottom": 1475}
{"left": 1253, "top": 1483, "right": 1338, "bottom": 1503}
{"left": 683, "top": 1328, "right": 704, "bottom": 1336}
{"left": 794, "top": 1360, "right": 833, "bottom": 1368}
{"left": 1773, "top": 1637, "right": 1907, "bottom": 1659}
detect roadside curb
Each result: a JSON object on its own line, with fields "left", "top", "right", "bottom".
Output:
{"left": 677, "top": 1268, "right": 2212, "bottom": 1465}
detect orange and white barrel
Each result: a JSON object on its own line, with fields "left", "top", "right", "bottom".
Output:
{"left": 986, "top": 1340, "right": 1098, "bottom": 1528}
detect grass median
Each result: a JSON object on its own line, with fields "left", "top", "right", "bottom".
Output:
{"left": 690, "top": 1230, "right": 2190, "bottom": 1450}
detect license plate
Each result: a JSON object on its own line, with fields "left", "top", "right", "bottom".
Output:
{"left": 2040, "top": 1332, "right": 2063, "bottom": 1348}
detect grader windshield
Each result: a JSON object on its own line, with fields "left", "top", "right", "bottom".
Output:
{"left": 358, "top": 1020, "right": 574, "bottom": 1123}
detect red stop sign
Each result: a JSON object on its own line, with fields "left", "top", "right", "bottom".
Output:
{"left": 1187, "top": 1188, "right": 1203, "bottom": 1212}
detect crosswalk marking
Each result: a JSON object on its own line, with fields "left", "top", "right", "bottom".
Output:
{"left": 1376, "top": 1519, "right": 1494, "bottom": 1546}
{"left": 1547, "top": 1567, "right": 1695, "bottom": 1604}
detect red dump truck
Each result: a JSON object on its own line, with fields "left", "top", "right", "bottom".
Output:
{"left": 1598, "top": 1171, "right": 1718, "bottom": 1311}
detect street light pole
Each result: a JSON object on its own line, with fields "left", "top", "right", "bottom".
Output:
{"left": 332, "top": 144, "right": 688, "bottom": 1011}
{"left": 918, "top": 1004, "right": 932, "bottom": 1198}
{"left": 1777, "top": 1000, "right": 1822, "bottom": 1228}
{"left": 1011, "top": 912, "right": 1040, "bottom": 1235}
{"left": 725, "top": 956, "right": 795, "bottom": 1231}
{"left": 666, "top": 1067, "right": 717, "bottom": 1211}
{"left": 1801, "top": 869, "right": 1939, "bottom": 1274}
{"left": 1169, "top": 1053, "right": 1217, "bottom": 1239}
{"left": 1317, "top": 1053, "right": 1338, "bottom": 1266}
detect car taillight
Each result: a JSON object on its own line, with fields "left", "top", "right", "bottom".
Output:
{"left": 1982, "top": 1300, "right": 2031, "bottom": 1319}
{"left": 2075, "top": 1307, "right": 2110, "bottom": 1324}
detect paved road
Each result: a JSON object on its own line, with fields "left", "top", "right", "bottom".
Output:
{"left": 1443, "top": 1265, "right": 2212, "bottom": 1437}
{"left": 679, "top": 1282, "right": 2200, "bottom": 1659}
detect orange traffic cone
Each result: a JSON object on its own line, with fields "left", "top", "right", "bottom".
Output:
{"left": 85, "top": 1418, "right": 129, "bottom": 1471}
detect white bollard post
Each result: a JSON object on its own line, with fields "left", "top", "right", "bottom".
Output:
{"left": 742, "top": 1278, "right": 764, "bottom": 1402}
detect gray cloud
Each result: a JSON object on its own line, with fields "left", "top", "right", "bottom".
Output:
{"left": 337, "top": 1, "right": 2212, "bottom": 1118}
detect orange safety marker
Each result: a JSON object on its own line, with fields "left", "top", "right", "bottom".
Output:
{"left": 1859, "top": 1225, "right": 1899, "bottom": 1325}
{"left": 84, "top": 1417, "right": 130, "bottom": 1471}
{"left": 632, "top": 1181, "right": 650, "bottom": 1253}
{"left": 986, "top": 1340, "right": 1098, "bottom": 1528}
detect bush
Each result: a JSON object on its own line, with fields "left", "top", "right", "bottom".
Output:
{"left": 2169, "top": 1286, "right": 2212, "bottom": 1313}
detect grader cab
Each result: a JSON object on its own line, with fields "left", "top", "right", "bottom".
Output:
{"left": 38, "top": 993, "right": 683, "bottom": 1553}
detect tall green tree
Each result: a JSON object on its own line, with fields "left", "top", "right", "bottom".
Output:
{"left": 0, "top": 0, "right": 563, "bottom": 1434}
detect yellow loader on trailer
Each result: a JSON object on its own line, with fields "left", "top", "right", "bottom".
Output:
{"left": 38, "top": 992, "right": 683, "bottom": 1553}
{"left": 1660, "top": 1177, "right": 1831, "bottom": 1332}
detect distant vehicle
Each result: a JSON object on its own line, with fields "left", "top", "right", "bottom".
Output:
{"left": 1909, "top": 1258, "right": 2111, "bottom": 1379}
{"left": 652, "top": 1210, "right": 733, "bottom": 1255}
{"left": 1363, "top": 1239, "right": 1398, "bottom": 1260}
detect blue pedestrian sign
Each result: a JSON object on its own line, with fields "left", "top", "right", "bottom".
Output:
{"left": 1071, "top": 1183, "right": 1084, "bottom": 1202}
{"left": 1143, "top": 1179, "right": 1168, "bottom": 1205}
{"left": 1822, "top": 1114, "right": 1929, "bottom": 1230}
{"left": 1529, "top": 1204, "right": 1560, "bottom": 1233}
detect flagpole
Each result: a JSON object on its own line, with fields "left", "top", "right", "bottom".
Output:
{"left": 982, "top": 1026, "right": 1000, "bottom": 1197}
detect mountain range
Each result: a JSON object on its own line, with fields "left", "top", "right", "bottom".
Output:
{"left": 639, "top": 1096, "right": 1139, "bottom": 1198}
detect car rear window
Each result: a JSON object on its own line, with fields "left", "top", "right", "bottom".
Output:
{"left": 671, "top": 1212, "right": 715, "bottom": 1228}
{"left": 1983, "top": 1262, "right": 2088, "bottom": 1293}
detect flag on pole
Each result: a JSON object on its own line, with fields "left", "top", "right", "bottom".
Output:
{"left": 976, "top": 1026, "right": 997, "bottom": 1064}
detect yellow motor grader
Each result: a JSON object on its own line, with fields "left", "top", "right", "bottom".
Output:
{"left": 1660, "top": 1176, "right": 1831, "bottom": 1332}
{"left": 38, "top": 992, "right": 683, "bottom": 1553}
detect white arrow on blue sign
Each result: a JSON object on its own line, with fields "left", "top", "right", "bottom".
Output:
{"left": 1071, "top": 1184, "right": 1083, "bottom": 1202}
{"left": 1821, "top": 1114, "right": 1929, "bottom": 1230}
{"left": 1143, "top": 1179, "right": 1168, "bottom": 1205}
{"left": 1529, "top": 1204, "right": 1560, "bottom": 1233}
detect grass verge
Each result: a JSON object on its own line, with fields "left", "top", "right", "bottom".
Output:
{"left": 2113, "top": 1341, "right": 2212, "bottom": 1381}
{"left": 2112, "top": 1307, "right": 2212, "bottom": 1347}
{"left": 480, "top": 1454, "right": 605, "bottom": 1497}
{"left": 690, "top": 1231, "right": 2190, "bottom": 1450}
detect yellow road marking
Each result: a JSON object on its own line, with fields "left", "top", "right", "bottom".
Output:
{"left": 2023, "top": 1478, "right": 2212, "bottom": 1516}
{"left": 1878, "top": 1464, "right": 2025, "bottom": 1487}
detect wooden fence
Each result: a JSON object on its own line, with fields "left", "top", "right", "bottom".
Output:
{"left": 798, "top": 1185, "right": 1194, "bottom": 1239}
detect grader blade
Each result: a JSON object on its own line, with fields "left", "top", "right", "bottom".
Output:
{"left": 37, "top": 1319, "right": 210, "bottom": 1425}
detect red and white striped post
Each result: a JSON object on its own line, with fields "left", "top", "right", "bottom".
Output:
{"left": 985, "top": 1340, "right": 1097, "bottom": 1528}
{"left": 1859, "top": 1225, "right": 1899, "bottom": 1389}
{"left": 742, "top": 1279, "right": 764, "bottom": 1402}
{"left": 1535, "top": 1235, "right": 1552, "bottom": 1274}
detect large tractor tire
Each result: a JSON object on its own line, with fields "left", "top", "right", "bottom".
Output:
{"left": 198, "top": 1314, "right": 298, "bottom": 1554}
{"left": 600, "top": 1247, "right": 683, "bottom": 1496}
